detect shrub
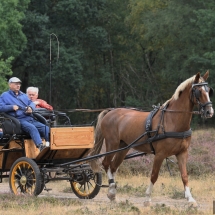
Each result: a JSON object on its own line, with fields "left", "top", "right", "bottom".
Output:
{"left": 118, "top": 128, "right": 215, "bottom": 176}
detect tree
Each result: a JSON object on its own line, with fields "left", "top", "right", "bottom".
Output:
{"left": 9, "top": 0, "right": 215, "bottom": 127}
{"left": 0, "top": 0, "right": 29, "bottom": 92}
{"left": 0, "top": 53, "right": 13, "bottom": 93}
{"left": 125, "top": 0, "right": 215, "bottom": 103}
{"left": 13, "top": 0, "right": 110, "bottom": 111}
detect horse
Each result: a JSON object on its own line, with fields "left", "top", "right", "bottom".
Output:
{"left": 89, "top": 71, "right": 214, "bottom": 207}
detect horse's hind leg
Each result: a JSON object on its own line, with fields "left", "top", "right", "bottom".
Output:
{"left": 103, "top": 149, "right": 129, "bottom": 201}
{"left": 176, "top": 150, "right": 197, "bottom": 207}
{"left": 102, "top": 153, "right": 117, "bottom": 201}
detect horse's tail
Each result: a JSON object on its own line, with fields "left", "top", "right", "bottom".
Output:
{"left": 89, "top": 109, "right": 110, "bottom": 172}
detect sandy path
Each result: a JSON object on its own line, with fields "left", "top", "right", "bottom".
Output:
{"left": 0, "top": 180, "right": 211, "bottom": 213}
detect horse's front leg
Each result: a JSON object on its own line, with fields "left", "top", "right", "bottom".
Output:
{"left": 144, "top": 155, "right": 164, "bottom": 206}
{"left": 176, "top": 150, "right": 197, "bottom": 207}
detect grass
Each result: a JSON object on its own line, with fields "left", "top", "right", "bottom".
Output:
{"left": 0, "top": 172, "right": 214, "bottom": 214}
{"left": 0, "top": 173, "right": 214, "bottom": 214}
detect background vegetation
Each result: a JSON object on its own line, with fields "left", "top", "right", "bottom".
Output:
{"left": 120, "top": 127, "right": 215, "bottom": 176}
{"left": 1, "top": 0, "right": 215, "bottom": 125}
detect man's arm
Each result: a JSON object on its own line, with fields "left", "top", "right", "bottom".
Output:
{"left": 25, "top": 94, "right": 36, "bottom": 111}
{"left": 35, "top": 99, "right": 53, "bottom": 110}
{"left": 0, "top": 93, "right": 15, "bottom": 112}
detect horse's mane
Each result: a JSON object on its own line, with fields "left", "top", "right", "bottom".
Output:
{"left": 162, "top": 74, "right": 205, "bottom": 107}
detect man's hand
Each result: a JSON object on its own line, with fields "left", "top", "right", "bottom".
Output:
{"left": 33, "top": 101, "right": 40, "bottom": 105}
{"left": 13, "top": 105, "right": 19, "bottom": 111}
{"left": 25, "top": 106, "right": 33, "bottom": 113}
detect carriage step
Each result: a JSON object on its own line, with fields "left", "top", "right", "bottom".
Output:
{"left": 101, "top": 185, "right": 109, "bottom": 188}
{"left": 44, "top": 188, "right": 52, "bottom": 191}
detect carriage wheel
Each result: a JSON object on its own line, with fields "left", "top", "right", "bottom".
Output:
{"left": 39, "top": 172, "right": 45, "bottom": 194}
{"left": 9, "top": 157, "right": 42, "bottom": 196}
{"left": 70, "top": 171, "right": 102, "bottom": 199}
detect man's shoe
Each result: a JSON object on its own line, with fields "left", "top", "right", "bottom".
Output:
{"left": 38, "top": 144, "right": 46, "bottom": 152}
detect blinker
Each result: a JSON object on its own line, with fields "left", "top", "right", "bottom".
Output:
{"left": 204, "top": 85, "right": 213, "bottom": 97}
{"left": 192, "top": 82, "right": 213, "bottom": 98}
{"left": 209, "top": 87, "right": 214, "bottom": 97}
{"left": 194, "top": 88, "right": 201, "bottom": 99}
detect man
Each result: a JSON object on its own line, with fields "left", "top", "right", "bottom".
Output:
{"left": 0, "top": 128, "right": 2, "bottom": 138}
{"left": 0, "top": 77, "right": 49, "bottom": 151}
{"left": 26, "top": 87, "right": 53, "bottom": 110}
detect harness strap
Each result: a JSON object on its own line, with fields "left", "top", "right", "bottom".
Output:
{"left": 133, "top": 129, "right": 192, "bottom": 149}
{"left": 145, "top": 106, "right": 160, "bottom": 136}
{"left": 145, "top": 106, "right": 160, "bottom": 154}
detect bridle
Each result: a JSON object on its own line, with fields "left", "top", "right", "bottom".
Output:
{"left": 191, "top": 82, "right": 213, "bottom": 117}
{"left": 162, "top": 82, "right": 213, "bottom": 116}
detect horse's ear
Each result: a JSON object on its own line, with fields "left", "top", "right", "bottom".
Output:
{"left": 194, "top": 72, "right": 200, "bottom": 83}
{"left": 202, "top": 70, "right": 209, "bottom": 81}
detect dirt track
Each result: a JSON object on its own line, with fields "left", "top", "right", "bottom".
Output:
{"left": 0, "top": 180, "right": 212, "bottom": 213}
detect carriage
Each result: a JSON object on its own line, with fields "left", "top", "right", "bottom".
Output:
{"left": 0, "top": 108, "right": 102, "bottom": 199}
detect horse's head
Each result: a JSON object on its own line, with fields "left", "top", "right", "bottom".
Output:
{"left": 191, "top": 71, "right": 214, "bottom": 118}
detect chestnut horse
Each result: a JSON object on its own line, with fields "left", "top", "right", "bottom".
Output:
{"left": 89, "top": 71, "right": 214, "bottom": 206}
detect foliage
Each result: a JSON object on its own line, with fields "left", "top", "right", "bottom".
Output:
{"left": 0, "top": 0, "right": 29, "bottom": 92}
{"left": 119, "top": 128, "right": 215, "bottom": 176}
{"left": 0, "top": 0, "right": 29, "bottom": 58}
{"left": 0, "top": 53, "right": 13, "bottom": 93}
{"left": 12, "top": 0, "right": 109, "bottom": 111}
{"left": 126, "top": 1, "right": 215, "bottom": 101}
{"left": 3, "top": 0, "right": 215, "bottom": 125}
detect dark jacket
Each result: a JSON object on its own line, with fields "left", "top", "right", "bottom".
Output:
{"left": 0, "top": 90, "right": 36, "bottom": 120}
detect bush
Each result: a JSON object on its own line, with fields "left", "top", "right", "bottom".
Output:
{"left": 118, "top": 128, "right": 215, "bottom": 176}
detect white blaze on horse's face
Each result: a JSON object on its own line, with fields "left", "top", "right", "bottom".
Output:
{"left": 202, "top": 86, "right": 210, "bottom": 100}
{"left": 202, "top": 85, "right": 214, "bottom": 118}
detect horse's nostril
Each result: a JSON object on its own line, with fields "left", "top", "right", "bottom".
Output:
{"left": 205, "top": 110, "right": 213, "bottom": 117}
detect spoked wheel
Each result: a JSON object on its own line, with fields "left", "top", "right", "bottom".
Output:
{"left": 39, "top": 172, "right": 46, "bottom": 194}
{"left": 9, "top": 157, "right": 42, "bottom": 196}
{"left": 70, "top": 170, "right": 102, "bottom": 199}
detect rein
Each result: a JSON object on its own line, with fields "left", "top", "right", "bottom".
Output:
{"left": 163, "top": 109, "right": 201, "bottom": 115}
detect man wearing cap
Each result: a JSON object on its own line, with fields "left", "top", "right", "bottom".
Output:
{"left": 0, "top": 77, "right": 49, "bottom": 152}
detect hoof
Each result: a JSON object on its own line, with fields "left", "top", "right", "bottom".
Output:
{"left": 107, "top": 193, "right": 116, "bottom": 201}
{"left": 144, "top": 201, "right": 151, "bottom": 207}
{"left": 107, "top": 183, "right": 116, "bottom": 201}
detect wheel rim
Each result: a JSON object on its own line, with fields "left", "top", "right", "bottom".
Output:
{"left": 10, "top": 161, "right": 37, "bottom": 195}
{"left": 71, "top": 172, "right": 98, "bottom": 197}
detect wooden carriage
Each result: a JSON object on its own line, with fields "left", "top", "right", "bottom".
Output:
{"left": 0, "top": 110, "right": 102, "bottom": 199}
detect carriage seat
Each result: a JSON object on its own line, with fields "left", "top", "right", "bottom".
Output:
{"left": 1, "top": 113, "right": 23, "bottom": 135}
{"left": 33, "top": 108, "right": 56, "bottom": 124}
{"left": 0, "top": 112, "right": 48, "bottom": 135}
